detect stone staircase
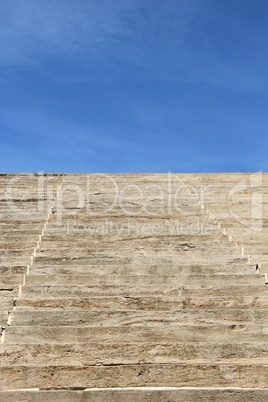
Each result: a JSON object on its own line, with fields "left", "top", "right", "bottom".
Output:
{"left": 0, "top": 173, "right": 267, "bottom": 401}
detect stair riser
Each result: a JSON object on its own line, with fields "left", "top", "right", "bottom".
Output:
{"left": 2, "top": 342, "right": 268, "bottom": 365}
{"left": 4, "top": 325, "right": 268, "bottom": 344}
{"left": 1, "top": 364, "right": 267, "bottom": 389}
{"left": 1, "top": 389, "right": 268, "bottom": 402}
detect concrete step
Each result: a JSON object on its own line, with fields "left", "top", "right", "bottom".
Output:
{"left": 5, "top": 282, "right": 268, "bottom": 298}
{"left": 0, "top": 243, "right": 37, "bottom": 250}
{"left": 20, "top": 284, "right": 268, "bottom": 298}
{"left": 0, "top": 230, "right": 41, "bottom": 235}
{"left": 10, "top": 309, "right": 268, "bottom": 327}
{"left": 47, "top": 224, "right": 218, "bottom": 235}
{"left": 1, "top": 341, "right": 268, "bottom": 365}
{"left": 33, "top": 255, "right": 245, "bottom": 266}
{"left": 30, "top": 254, "right": 251, "bottom": 269}
{"left": 227, "top": 229, "right": 268, "bottom": 237}
{"left": 231, "top": 236, "right": 268, "bottom": 243}
{"left": 0, "top": 220, "right": 45, "bottom": 225}
{"left": 26, "top": 263, "right": 258, "bottom": 276}
{"left": 28, "top": 255, "right": 251, "bottom": 266}
{"left": 32, "top": 255, "right": 249, "bottom": 265}
{"left": 0, "top": 297, "right": 15, "bottom": 309}
{"left": 14, "top": 295, "right": 268, "bottom": 310}
{"left": 210, "top": 220, "right": 267, "bottom": 228}
{"left": 34, "top": 246, "right": 241, "bottom": 256}
{"left": 0, "top": 258, "right": 31, "bottom": 266}
{"left": 0, "top": 249, "right": 35, "bottom": 256}
{"left": 0, "top": 275, "right": 24, "bottom": 285}
{"left": 18, "top": 284, "right": 187, "bottom": 298}
{"left": 45, "top": 225, "right": 221, "bottom": 236}
{"left": 41, "top": 234, "right": 228, "bottom": 242}
{"left": 0, "top": 288, "right": 18, "bottom": 302}
{"left": 48, "top": 208, "right": 215, "bottom": 216}
{"left": 23, "top": 274, "right": 266, "bottom": 287}
{"left": 36, "top": 241, "right": 238, "bottom": 251}
{"left": 0, "top": 363, "right": 268, "bottom": 389}
{"left": 250, "top": 256, "right": 268, "bottom": 266}
{"left": 182, "top": 285, "right": 268, "bottom": 296}
{"left": 0, "top": 266, "right": 27, "bottom": 275}
{"left": 0, "top": 240, "right": 38, "bottom": 248}
{"left": 1, "top": 388, "right": 268, "bottom": 402}
{"left": 244, "top": 247, "right": 268, "bottom": 255}
{"left": 4, "top": 324, "right": 268, "bottom": 344}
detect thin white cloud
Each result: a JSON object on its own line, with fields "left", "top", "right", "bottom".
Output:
{"left": 0, "top": 0, "right": 202, "bottom": 68}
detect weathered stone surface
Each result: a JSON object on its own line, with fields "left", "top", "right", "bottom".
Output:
{"left": 5, "top": 324, "right": 268, "bottom": 344}
{"left": 23, "top": 273, "right": 265, "bottom": 286}
{"left": 0, "top": 173, "right": 267, "bottom": 396}
{"left": 14, "top": 295, "right": 268, "bottom": 310}
{"left": 1, "top": 388, "right": 268, "bottom": 402}
{"left": 10, "top": 309, "right": 268, "bottom": 327}
{"left": 1, "top": 364, "right": 268, "bottom": 389}
{"left": 1, "top": 342, "right": 268, "bottom": 365}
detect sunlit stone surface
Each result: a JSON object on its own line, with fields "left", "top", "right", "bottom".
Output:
{"left": 0, "top": 173, "right": 267, "bottom": 400}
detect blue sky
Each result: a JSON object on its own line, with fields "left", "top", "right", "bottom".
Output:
{"left": 0, "top": 0, "right": 267, "bottom": 173}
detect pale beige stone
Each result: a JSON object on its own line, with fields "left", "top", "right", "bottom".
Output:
{"left": 0, "top": 173, "right": 268, "bottom": 398}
